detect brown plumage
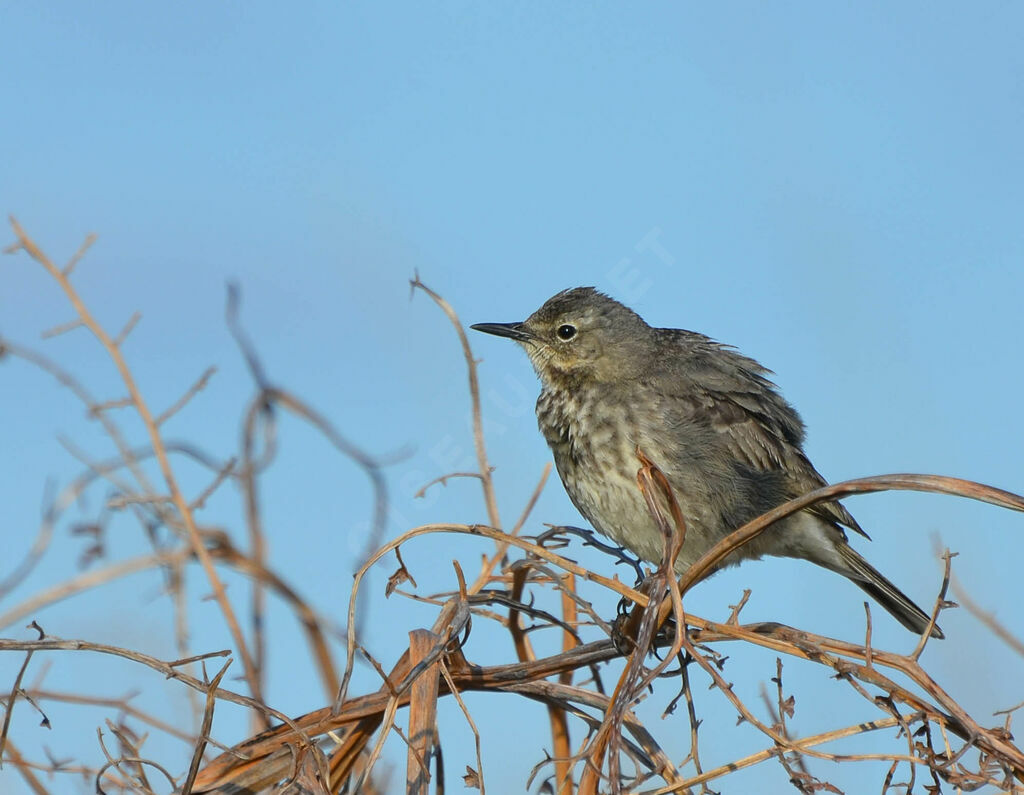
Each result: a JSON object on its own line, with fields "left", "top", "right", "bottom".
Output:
{"left": 473, "top": 286, "right": 941, "bottom": 638}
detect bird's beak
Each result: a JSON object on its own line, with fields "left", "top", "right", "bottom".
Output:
{"left": 470, "top": 322, "right": 533, "bottom": 343}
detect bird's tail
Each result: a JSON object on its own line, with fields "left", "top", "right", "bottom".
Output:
{"left": 833, "top": 544, "right": 943, "bottom": 639}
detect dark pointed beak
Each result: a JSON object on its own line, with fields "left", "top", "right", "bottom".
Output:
{"left": 470, "top": 322, "right": 532, "bottom": 343}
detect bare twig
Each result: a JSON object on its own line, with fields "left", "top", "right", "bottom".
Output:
{"left": 180, "top": 660, "right": 231, "bottom": 795}
{"left": 113, "top": 311, "right": 141, "bottom": 347}
{"left": 62, "top": 231, "right": 96, "bottom": 276}
{"left": 156, "top": 366, "right": 217, "bottom": 427}
{"left": 410, "top": 276, "right": 501, "bottom": 530}
{"left": 415, "top": 471, "right": 487, "bottom": 499}
{"left": 40, "top": 318, "right": 83, "bottom": 339}
{"left": 0, "top": 622, "right": 45, "bottom": 769}
{"left": 5, "top": 265, "right": 1023, "bottom": 795}
{"left": 8, "top": 218, "right": 265, "bottom": 707}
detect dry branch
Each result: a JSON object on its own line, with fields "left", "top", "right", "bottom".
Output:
{"left": 2, "top": 222, "right": 1023, "bottom": 795}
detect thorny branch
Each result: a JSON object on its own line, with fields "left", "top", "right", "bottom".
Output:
{"left": 2, "top": 222, "right": 1023, "bottom": 794}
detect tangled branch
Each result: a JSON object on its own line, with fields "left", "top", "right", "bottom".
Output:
{"left": 2, "top": 221, "right": 1022, "bottom": 795}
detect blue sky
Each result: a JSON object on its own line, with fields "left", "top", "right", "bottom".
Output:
{"left": 2, "top": 4, "right": 1023, "bottom": 793}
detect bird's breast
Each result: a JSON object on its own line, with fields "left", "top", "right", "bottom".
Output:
{"left": 536, "top": 384, "right": 631, "bottom": 468}
{"left": 535, "top": 382, "right": 730, "bottom": 570}
{"left": 536, "top": 385, "right": 662, "bottom": 548}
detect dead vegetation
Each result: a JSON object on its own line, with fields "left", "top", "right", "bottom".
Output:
{"left": 2, "top": 219, "right": 1024, "bottom": 793}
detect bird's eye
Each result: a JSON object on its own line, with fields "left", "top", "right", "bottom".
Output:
{"left": 556, "top": 324, "right": 577, "bottom": 341}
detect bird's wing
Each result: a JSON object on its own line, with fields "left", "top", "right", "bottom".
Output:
{"left": 704, "top": 390, "right": 870, "bottom": 539}
{"left": 649, "top": 330, "right": 869, "bottom": 539}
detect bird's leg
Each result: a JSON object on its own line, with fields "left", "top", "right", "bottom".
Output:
{"left": 611, "top": 573, "right": 662, "bottom": 655}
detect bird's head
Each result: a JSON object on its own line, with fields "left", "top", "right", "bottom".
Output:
{"left": 472, "top": 287, "right": 653, "bottom": 384}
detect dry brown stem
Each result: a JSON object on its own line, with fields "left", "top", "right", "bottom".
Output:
{"left": 3, "top": 223, "right": 1022, "bottom": 794}
{"left": 8, "top": 218, "right": 264, "bottom": 708}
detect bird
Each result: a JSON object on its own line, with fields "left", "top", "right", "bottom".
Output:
{"left": 472, "top": 287, "right": 942, "bottom": 638}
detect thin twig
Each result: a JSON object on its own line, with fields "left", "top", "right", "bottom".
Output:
{"left": 113, "top": 311, "right": 141, "bottom": 347}
{"left": 156, "top": 366, "right": 217, "bottom": 427}
{"left": 180, "top": 660, "right": 231, "bottom": 794}
{"left": 410, "top": 276, "right": 502, "bottom": 530}
{"left": 414, "top": 471, "right": 487, "bottom": 499}
{"left": 40, "top": 318, "right": 83, "bottom": 339}
{"left": 62, "top": 231, "right": 96, "bottom": 276}
{"left": 0, "top": 622, "right": 44, "bottom": 768}
{"left": 8, "top": 218, "right": 265, "bottom": 706}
